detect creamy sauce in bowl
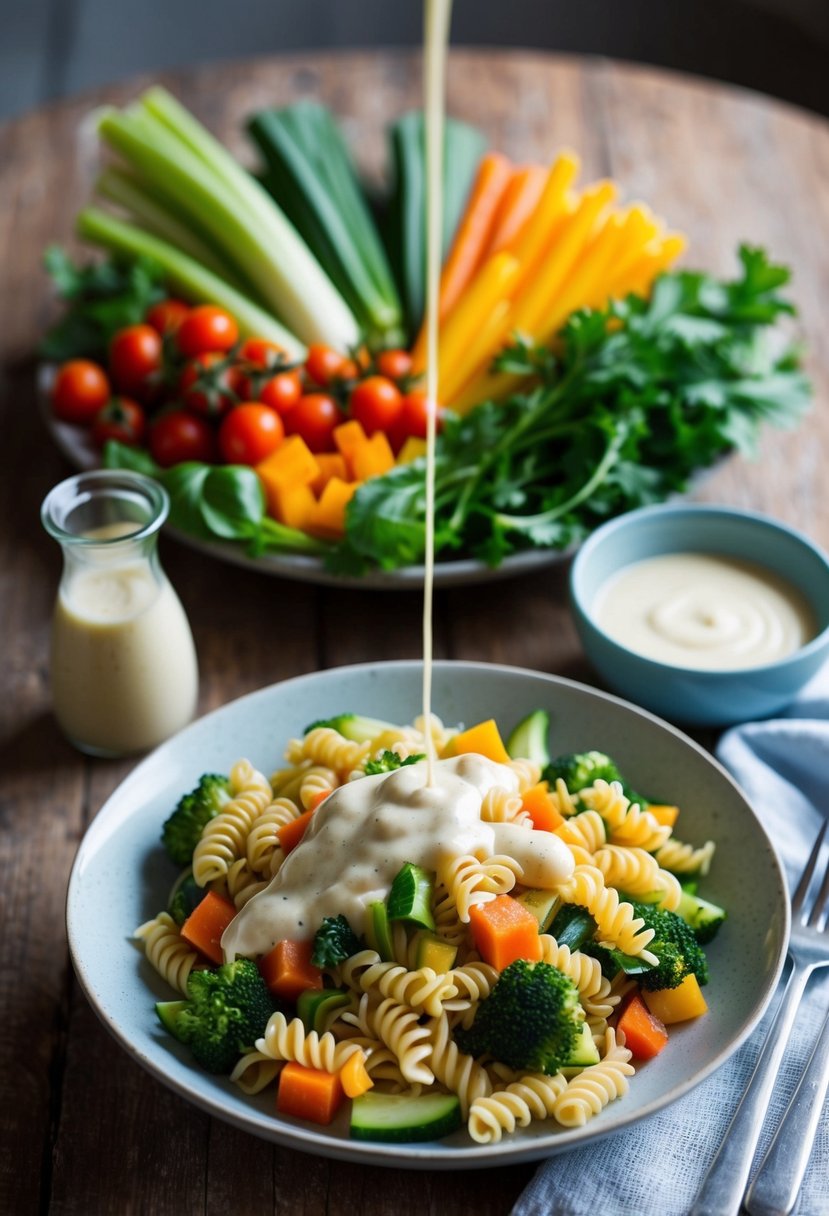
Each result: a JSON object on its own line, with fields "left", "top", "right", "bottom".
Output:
{"left": 593, "top": 552, "right": 816, "bottom": 670}
{"left": 222, "top": 754, "right": 574, "bottom": 959}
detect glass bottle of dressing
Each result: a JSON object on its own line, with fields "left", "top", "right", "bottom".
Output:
{"left": 41, "top": 470, "right": 199, "bottom": 757}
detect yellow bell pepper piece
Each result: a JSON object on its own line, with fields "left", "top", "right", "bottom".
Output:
{"left": 643, "top": 973, "right": 708, "bottom": 1024}
{"left": 449, "top": 719, "right": 511, "bottom": 765}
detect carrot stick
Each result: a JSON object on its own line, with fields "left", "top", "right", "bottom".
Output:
{"left": 485, "top": 164, "right": 548, "bottom": 257}
{"left": 277, "top": 807, "right": 315, "bottom": 855}
{"left": 468, "top": 895, "right": 543, "bottom": 970}
{"left": 431, "top": 252, "right": 520, "bottom": 401}
{"left": 507, "top": 152, "right": 581, "bottom": 272}
{"left": 180, "top": 890, "right": 237, "bottom": 965}
{"left": 277, "top": 1060, "right": 344, "bottom": 1124}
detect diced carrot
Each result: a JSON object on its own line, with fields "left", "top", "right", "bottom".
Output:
{"left": 520, "top": 781, "right": 564, "bottom": 832}
{"left": 349, "top": 432, "right": 395, "bottom": 482}
{"left": 485, "top": 164, "right": 548, "bottom": 257}
{"left": 468, "top": 895, "right": 542, "bottom": 970}
{"left": 310, "top": 452, "right": 348, "bottom": 495}
{"left": 617, "top": 993, "right": 669, "bottom": 1060}
{"left": 277, "top": 807, "right": 316, "bottom": 855}
{"left": 277, "top": 1060, "right": 344, "bottom": 1125}
{"left": 267, "top": 482, "right": 316, "bottom": 530}
{"left": 450, "top": 719, "right": 511, "bottom": 765}
{"left": 647, "top": 804, "right": 680, "bottom": 828}
{"left": 256, "top": 434, "right": 319, "bottom": 490}
{"left": 643, "top": 973, "right": 708, "bottom": 1024}
{"left": 259, "top": 938, "right": 323, "bottom": 1002}
{"left": 339, "top": 1049, "right": 374, "bottom": 1098}
{"left": 180, "top": 890, "right": 236, "bottom": 966}
{"left": 307, "top": 788, "right": 331, "bottom": 812}
{"left": 305, "top": 477, "right": 360, "bottom": 539}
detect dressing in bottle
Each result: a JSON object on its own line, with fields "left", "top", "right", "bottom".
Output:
{"left": 41, "top": 470, "right": 199, "bottom": 756}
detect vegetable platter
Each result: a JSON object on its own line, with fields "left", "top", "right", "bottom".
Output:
{"left": 41, "top": 87, "right": 811, "bottom": 584}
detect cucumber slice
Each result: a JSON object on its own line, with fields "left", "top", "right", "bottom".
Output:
{"left": 506, "top": 709, "right": 551, "bottom": 767}
{"left": 297, "top": 988, "right": 351, "bottom": 1033}
{"left": 364, "top": 900, "right": 395, "bottom": 961}
{"left": 387, "top": 862, "right": 435, "bottom": 930}
{"left": 548, "top": 904, "right": 597, "bottom": 951}
{"left": 156, "top": 999, "right": 188, "bottom": 1039}
{"left": 677, "top": 890, "right": 726, "bottom": 944}
{"left": 516, "top": 888, "right": 560, "bottom": 933}
{"left": 561, "top": 1022, "right": 600, "bottom": 1073}
{"left": 350, "top": 1091, "right": 462, "bottom": 1142}
{"left": 412, "top": 929, "right": 457, "bottom": 973}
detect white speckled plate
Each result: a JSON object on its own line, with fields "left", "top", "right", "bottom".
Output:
{"left": 66, "top": 661, "right": 788, "bottom": 1167}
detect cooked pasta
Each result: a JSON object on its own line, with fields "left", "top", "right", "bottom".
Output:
{"left": 537, "top": 936, "right": 613, "bottom": 1017}
{"left": 192, "top": 761, "right": 272, "bottom": 887}
{"left": 256, "top": 1011, "right": 364, "bottom": 1073}
{"left": 579, "top": 780, "right": 671, "bottom": 852}
{"left": 468, "top": 1072, "right": 569, "bottom": 1143}
{"left": 480, "top": 786, "right": 532, "bottom": 827}
{"left": 134, "top": 911, "right": 202, "bottom": 995}
{"left": 438, "top": 852, "right": 522, "bottom": 921}
{"left": 246, "top": 796, "right": 300, "bottom": 876}
{"left": 653, "top": 837, "right": 716, "bottom": 877}
{"left": 557, "top": 865, "right": 659, "bottom": 963}
{"left": 551, "top": 1029, "right": 635, "bottom": 1127}
{"left": 426, "top": 1012, "right": 492, "bottom": 1116}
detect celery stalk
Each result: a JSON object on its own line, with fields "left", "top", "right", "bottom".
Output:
{"left": 76, "top": 207, "right": 305, "bottom": 358}
{"left": 97, "top": 91, "right": 360, "bottom": 350}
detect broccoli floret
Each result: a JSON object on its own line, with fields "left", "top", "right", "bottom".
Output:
{"left": 171, "top": 959, "right": 276, "bottom": 1073}
{"left": 167, "top": 870, "right": 206, "bottom": 926}
{"left": 364, "top": 750, "right": 426, "bottom": 776}
{"left": 455, "top": 960, "right": 583, "bottom": 1074}
{"left": 629, "top": 900, "right": 710, "bottom": 991}
{"left": 161, "top": 774, "right": 232, "bottom": 866}
{"left": 544, "top": 751, "right": 642, "bottom": 803}
{"left": 311, "top": 915, "right": 362, "bottom": 968}
{"left": 303, "top": 713, "right": 397, "bottom": 743}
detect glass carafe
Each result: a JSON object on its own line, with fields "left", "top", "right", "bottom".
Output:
{"left": 41, "top": 470, "right": 199, "bottom": 757}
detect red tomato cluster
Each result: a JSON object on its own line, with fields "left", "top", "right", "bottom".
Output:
{"left": 51, "top": 301, "right": 440, "bottom": 470}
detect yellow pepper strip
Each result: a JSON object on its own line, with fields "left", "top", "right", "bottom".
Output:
{"left": 441, "top": 298, "right": 512, "bottom": 410}
{"left": 427, "top": 251, "right": 520, "bottom": 389}
{"left": 617, "top": 233, "right": 688, "bottom": 298}
{"left": 505, "top": 152, "right": 581, "bottom": 272}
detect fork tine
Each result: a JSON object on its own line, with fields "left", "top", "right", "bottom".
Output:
{"left": 807, "top": 827, "right": 829, "bottom": 930}
{"left": 791, "top": 818, "right": 828, "bottom": 918}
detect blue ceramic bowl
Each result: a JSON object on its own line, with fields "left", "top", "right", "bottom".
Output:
{"left": 570, "top": 504, "right": 829, "bottom": 726}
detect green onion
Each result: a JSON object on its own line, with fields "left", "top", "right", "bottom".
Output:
{"left": 96, "top": 87, "right": 360, "bottom": 350}
{"left": 76, "top": 207, "right": 305, "bottom": 357}
{"left": 249, "top": 101, "right": 405, "bottom": 348}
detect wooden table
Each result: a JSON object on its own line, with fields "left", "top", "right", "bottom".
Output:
{"left": 2, "top": 48, "right": 828, "bottom": 1216}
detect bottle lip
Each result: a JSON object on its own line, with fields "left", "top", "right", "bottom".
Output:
{"left": 40, "top": 469, "right": 170, "bottom": 546}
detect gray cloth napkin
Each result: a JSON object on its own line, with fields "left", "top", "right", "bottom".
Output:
{"left": 512, "top": 667, "right": 829, "bottom": 1216}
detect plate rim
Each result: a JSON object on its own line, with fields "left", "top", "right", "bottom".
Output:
{"left": 65, "top": 659, "right": 790, "bottom": 1167}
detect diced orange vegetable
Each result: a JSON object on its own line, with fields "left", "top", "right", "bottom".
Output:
{"left": 333, "top": 419, "right": 369, "bottom": 476}
{"left": 647, "top": 804, "right": 680, "bottom": 828}
{"left": 468, "top": 895, "right": 542, "bottom": 970}
{"left": 349, "top": 431, "right": 395, "bottom": 482}
{"left": 305, "top": 477, "right": 360, "bottom": 539}
{"left": 339, "top": 1049, "right": 374, "bottom": 1099}
{"left": 277, "top": 1061, "right": 344, "bottom": 1125}
{"left": 396, "top": 437, "right": 428, "bottom": 465}
{"left": 310, "top": 452, "right": 348, "bottom": 495}
{"left": 267, "top": 482, "right": 316, "bottom": 530}
{"left": 259, "top": 938, "right": 323, "bottom": 1002}
{"left": 256, "top": 434, "right": 319, "bottom": 490}
{"left": 277, "top": 807, "right": 316, "bottom": 855}
{"left": 643, "top": 974, "right": 708, "bottom": 1024}
{"left": 450, "top": 719, "right": 511, "bottom": 765}
{"left": 617, "top": 993, "right": 669, "bottom": 1060}
{"left": 520, "top": 781, "right": 564, "bottom": 832}
{"left": 307, "top": 788, "right": 331, "bottom": 812}
{"left": 180, "top": 890, "right": 236, "bottom": 965}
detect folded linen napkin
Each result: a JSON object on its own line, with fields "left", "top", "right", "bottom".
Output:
{"left": 512, "top": 666, "right": 829, "bottom": 1216}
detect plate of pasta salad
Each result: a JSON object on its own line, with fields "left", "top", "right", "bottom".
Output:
{"left": 66, "top": 661, "right": 788, "bottom": 1166}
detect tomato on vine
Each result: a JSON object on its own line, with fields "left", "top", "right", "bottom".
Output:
{"left": 285, "top": 394, "right": 340, "bottom": 453}
{"left": 177, "top": 305, "right": 239, "bottom": 358}
{"left": 349, "top": 375, "right": 403, "bottom": 435}
{"left": 219, "top": 403, "right": 284, "bottom": 465}
{"left": 109, "top": 324, "right": 163, "bottom": 397}
{"left": 375, "top": 348, "right": 413, "bottom": 382}
{"left": 145, "top": 299, "right": 190, "bottom": 335}
{"left": 304, "top": 343, "right": 349, "bottom": 387}
{"left": 91, "top": 397, "right": 146, "bottom": 448}
{"left": 399, "top": 389, "right": 441, "bottom": 440}
{"left": 51, "top": 360, "right": 110, "bottom": 424}
{"left": 149, "top": 410, "right": 217, "bottom": 466}
{"left": 179, "top": 352, "right": 238, "bottom": 417}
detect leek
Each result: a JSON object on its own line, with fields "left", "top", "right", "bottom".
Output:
{"left": 96, "top": 88, "right": 360, "bottom": 350}
{"left": 76, "top": 207, "right": 305, "bottom": 358}
{"left": 249, "top": 102, "right": 405, "bottom": 348}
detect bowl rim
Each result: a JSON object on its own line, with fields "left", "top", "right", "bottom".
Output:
{"left": 570, "top": 502, "right": 829, "bottom": 678}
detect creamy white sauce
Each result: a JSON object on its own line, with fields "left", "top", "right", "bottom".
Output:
{"left": 222, "top": 754, "right": 574, "bottom": 959}
{"left": 594, "top": 552, "right": 816, "bottom": 670}
{"left": 51, "top": 525, "right": 199, "bottom": 754}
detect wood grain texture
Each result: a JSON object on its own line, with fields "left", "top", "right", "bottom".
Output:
{"left": 1, "top": 49, "right": 828, "bottom": 1216}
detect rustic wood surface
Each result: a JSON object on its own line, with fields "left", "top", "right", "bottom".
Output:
{"left": 1, "top": 49, "right": 828, "bottom": 1216}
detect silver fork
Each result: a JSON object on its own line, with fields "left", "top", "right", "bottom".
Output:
{"left": 690, "top": 819, "right": 829, "bottom": 1216}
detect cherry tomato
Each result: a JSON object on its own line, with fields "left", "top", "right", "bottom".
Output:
{"left": 176, "top": 305, "right": 239, "bottom": 358}
{"left": 145, "top": 298, "right": 190, "bottom": 335}
{"left": 400, "top": 389, "right": 441, "bottom": 440}
{"left": 109, "top": 324, "right": 163, "bottom": 397}
{"left": 285, "top": 394, "right": 340, "bottom": 453}
{"left": 51, "top": 359, "right": 110, "bottom": 424}
{"left": 179, "top": 352, "right": 238, "bottom": 417}
{"left": 219, "top": 403, "right": 285, "bottom": 465}
{"left": 304, "top": 343, "right": 349, "bottom": 387}
{"left": 376, "top": 348, "right": 413, "bottom": 382}
{"left": 349, "top": 375, "right": 403, "bottom": 435}
{"left": 259, "top": 370, "right": 303, "bottom": 416}
{"left": 238, "top": 337, "right": 287, "bottom": 367}
{"left": 149, "top": 410, "right": 217, "bottom": 467}
{"left": 90, "top": 397, "right": 146, "bottom": 448}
